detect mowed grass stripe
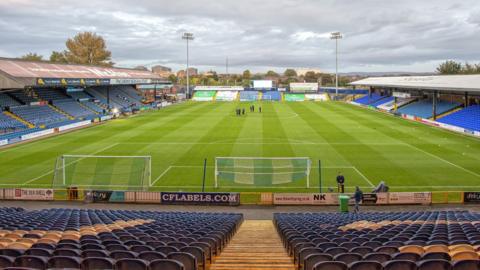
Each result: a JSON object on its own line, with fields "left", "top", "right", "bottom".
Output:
{"left": 0, "top": 101, "right": 479, "bottom": 192}
{"left": 295, "top": 102, "right": 427, "bottom": 188}
{"left": 306, "top": 102, "right": 433, "bottom": 187}
{"left": 0, "top": 102, "right": 210, "bottom": 184}
{"left": 152, "top": 102, "right": 248, "bottom": 188}
{"left": 325, "top": 102, "right": 480, "bottom": 182}
{"left": 331, "top": 102, "right": 480, "bottom": 170}
{"left": 111, "top": 102, "right": 231, "bottom": 187}
{"left": 318, "top": 102, "right": 480, "bottom": 187}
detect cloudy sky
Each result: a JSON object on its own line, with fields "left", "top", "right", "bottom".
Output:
{"left": 1, "top": 0, "right": 479, "bottom": 73}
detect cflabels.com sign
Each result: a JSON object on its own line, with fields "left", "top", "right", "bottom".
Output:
{"left": 160, "top": 192, "right": 240, "bottom": 206}
{"left": 464, "top": 192, "right": 480, "bottom": 203}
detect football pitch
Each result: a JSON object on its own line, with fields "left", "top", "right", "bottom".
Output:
{"left": 0, "top": 101, "right": 479, "bottom": 192}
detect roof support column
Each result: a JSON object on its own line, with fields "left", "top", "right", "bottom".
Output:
{"left": 465, "top": 92, "right": 469, "bottom": 108}
{"left": 107, "top": 85, "right": 110, "bottom": 110}
{"left": 432, "top": 90, "right": 438, "bottom": 120}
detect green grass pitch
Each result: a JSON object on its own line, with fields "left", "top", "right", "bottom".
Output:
{"left": 1, "top": 101, "right": 479, "bottom": 192}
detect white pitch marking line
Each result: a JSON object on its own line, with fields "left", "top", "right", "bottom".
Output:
{"left": 405, "top": 143, "right": 480, "bottom": 178}
{"left": 119, "top": 142, "right": 406, "bottom": 146}
{"left": 22, "top": 143, "right": 119, "bottom": 186}
{"left": 150, "top": 166, "right": 173, "bottom": 186}
{"left": 148, "top": 165, "right": 355, "bottom": 187}
{"left": 353, "top": 167, "right": 375, "bottom": 187}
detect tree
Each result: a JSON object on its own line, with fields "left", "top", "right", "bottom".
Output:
{"left": 64, "top": 32, "right": 113, "bottom": 66}
{"left": 20, "top": 53, "right": 43, "bottom": 61}
{"left": 49, "top": 51, "right": 68, "bottom": 63}
{"left": 242, "top": 70, "right": 251, "bottom": 80}
{"left": 266, "top": 70, "right": 278, "bottom": 77}
{"left": 304, "top": 71, "right": 319, "bottom": 82}
{"left": 436, "top": 60, "right": 462, "bottom": 74}
{"left": 284, "top": 69, "right": 297, "bottom": 77}
{"left": 168, "top": 74, "right": 177, "bottom": 83}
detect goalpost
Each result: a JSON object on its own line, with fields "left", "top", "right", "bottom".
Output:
{"left": 52, "top": 155, "right": 152, "bottom": 191}
{"left": 215, "top": 157, "right": 311, "bottom": 188}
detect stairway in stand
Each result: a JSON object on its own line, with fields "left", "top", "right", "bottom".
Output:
{"left": 210, "top": 220, "right": 295, "bottom": 270}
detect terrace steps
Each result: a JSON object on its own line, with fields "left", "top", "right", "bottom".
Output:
{"left": 210, "top": 220, "right": 295, "bottom": 270}
{"left": 49, "top": 104, "right": 74, "bottom": 120}
{"left": 77, "top": 101, "right": 99, "bottom": 115}
{"left": 435, "top": 106, "right": 464, "bottom": 120}
{"left": 3, "top": 111, "right": 34, "bottom": 128}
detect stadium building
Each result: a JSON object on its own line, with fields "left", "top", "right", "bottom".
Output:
{"left": 350, "top": 75, "right": 480, "bottom": 136}
{"left": 0, "top": 57, "right": 171, "bottom": 146}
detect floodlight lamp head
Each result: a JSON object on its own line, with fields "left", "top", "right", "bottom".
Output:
{"left": 330, "top": 32, "right": 343, "bottom": 39}
{"left": 182, "top": 32, "right": 194, "bottom": 40}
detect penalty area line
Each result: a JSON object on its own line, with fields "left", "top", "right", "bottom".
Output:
{"left": 353, "top": 167, "right": 375, "bottom": 187}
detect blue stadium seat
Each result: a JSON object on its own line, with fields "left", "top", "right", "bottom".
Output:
{"left": 354, "top": 93, "right": 388, "bottom": 105}
{"left": 397, "top": 99, "right": 461, "bottom": 119}
{"left": 437, "top": 105, "right": 480, "bottom": 131}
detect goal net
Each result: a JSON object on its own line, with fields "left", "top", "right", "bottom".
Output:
{"left": 52, "top": 155, "right": 151, "bottom": 191}
{"left": 215, "top": 157, "right": 311, "bottom": 188}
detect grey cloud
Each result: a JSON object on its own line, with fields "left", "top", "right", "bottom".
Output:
{"left": 0, "top": 0, "right": 479, "bottom": 73}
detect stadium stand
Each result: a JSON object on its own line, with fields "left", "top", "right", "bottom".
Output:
{"left": 118, "top": 85, "right": 143, "bottom": 103}
{"left": 275, "top": 211, "right": 480, "bottom": 270}
{"left": 0, "top": 207, "right": 242, "bottom": 270}
{"left": 397, "top": 99, "right": 461, "bottom": 119}
{"left": 377, "top": 97, "right": 416, "bottom": 111}
{"left": 320, "top": 88, "right": 369, "bottom": 95}
{"left": 52, "top": 100, "right": 98, "bottom": 119}
{"left": 0, "top": 112, "right": 26, "bottom": 133}
{"left": 82, "top": 101, "right": 106, "bottom": 114}
{"left": 370, "top": 96, "right": 395, "bottom": 108}
{"left": 239, "top": 91, "right": 259, "bottom": 101}
{"left": 86, "top": 86, "right": 140, "bottom": 111}
{"left": 8, "top": 89, "right": 37, "bottom": 104}
{"left": 274, "top": 211, "right": 480, "bottom": 270}
{"left": 35, "top": 88, "right": 69, "bottom": 101}
{"left": 262, "top": 91, "right": 282, "bottom": 101}
{"left": 353, "top": 93, "right": 389, "bottom": 105}
{"left": 0, "top": 127, "right": 41, "bottom": 140}
{"left": 0, "top": 93, "right": 21, "bottom": 108}
{"left": 10, "top": 105, "right": 70, "bottom": 127}
{"left": 67, "top": 89, "right": 93, "bottom": 101}
{"left": 437, "top": 104, "right": 480, "bottom": 131}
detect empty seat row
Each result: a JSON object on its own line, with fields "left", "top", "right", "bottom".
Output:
{"left": 53, "top": 100, "right": 97, "bottom": 119}
{"left": 275, "top": 211, "right": 480, "bottom": 270}
{"left": 0, "top": 208, "right": 242, "bottom": 270}
{"left": 10, "top": 105, "right": 68, "bottom": 126}
{"left": 309, "top": 259, "right": 479, "bottom": 270}
{"left": 0, "top": 254, "right": 191, "bottom": 270}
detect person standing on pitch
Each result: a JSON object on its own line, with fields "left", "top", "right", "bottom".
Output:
{"left": 242, "top": 108, "right": 245, "bottom": 115}
{"left": 353, "top": 186, "right": 363, "bottom": 213}
{"left": 259, "top": 106, "right": 262, "bottom": 113}
{"left": 336, "top": 172, "right": 345, "bottom": 193}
